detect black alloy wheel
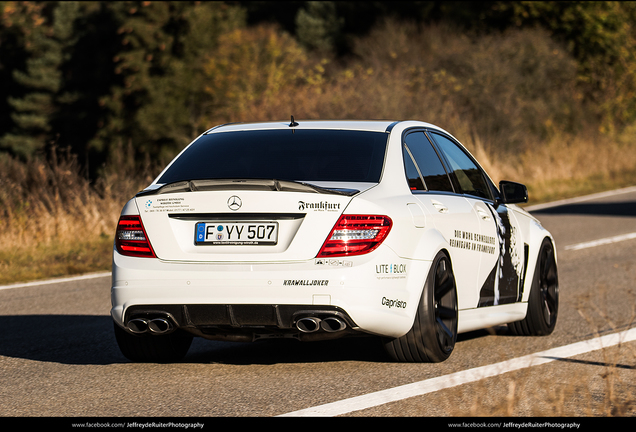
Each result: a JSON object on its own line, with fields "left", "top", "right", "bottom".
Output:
{"left": 384, "top": 251, "right": 458, "bottom": 362}
{"left": 537, "top": 240, "right": 559, "bottom": 329}
{"left": 433, "top": 256, "right": 459, "bottom": 355}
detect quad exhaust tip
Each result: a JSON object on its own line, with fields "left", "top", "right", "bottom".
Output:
{"left": 295, "top": 316, "right": 347, "bottom": 333}
{"left": 296, "top": 317, "right": 321, "bottom": 333}
{"left": 127, "top": 317, "right": 173, "bottom": 335}
{"left": 321, "top": 316, "right": 347, "bottom": 332}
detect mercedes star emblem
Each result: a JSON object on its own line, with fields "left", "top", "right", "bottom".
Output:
{"left": 227, "top": 195, "right": 242, "bottom": 211}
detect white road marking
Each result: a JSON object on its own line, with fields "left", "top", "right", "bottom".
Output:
{"left": 0, "top": 271, "right": 111, "bottom": 291}
{"left": 565, "top": 232, "right": 636, "bottom": 251}
{"left": 279, "top": 327, "right": 636, "bottom": 417}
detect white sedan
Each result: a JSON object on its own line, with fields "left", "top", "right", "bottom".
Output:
{"left": 111, "top": 119, "right": 559, "bottom": 362}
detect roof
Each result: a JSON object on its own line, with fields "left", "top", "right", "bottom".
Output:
{"left": 205, "top": 119, "right": 400, "bottom": 134}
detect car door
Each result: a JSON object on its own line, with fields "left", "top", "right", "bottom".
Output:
{"left": 402, "top": 130, "right": 481, "bottom": 310}
{"left": 427, "top": 132, "right": 525, "bottom": 308}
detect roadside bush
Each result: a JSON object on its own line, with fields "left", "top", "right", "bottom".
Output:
{"left": 350, "top": 20, "right": 583, "bottom": 152}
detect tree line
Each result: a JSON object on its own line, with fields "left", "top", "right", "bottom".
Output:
{"left": 2, "top": 1, "right": 636, "bottom": 180}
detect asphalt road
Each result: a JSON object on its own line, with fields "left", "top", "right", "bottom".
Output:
{"left": 1, "top": 188, "right": 635, "bottom": 418}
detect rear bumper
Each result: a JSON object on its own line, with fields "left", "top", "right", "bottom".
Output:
{"left": 110, "top": 245, "right": 431, "bottom": 339}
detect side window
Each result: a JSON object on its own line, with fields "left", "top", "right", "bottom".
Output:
{"left": 429, "top": 132, "right": 492, "bottom": 200}
{"left": 404, "top": 132, "right": 454, "bottom": 192}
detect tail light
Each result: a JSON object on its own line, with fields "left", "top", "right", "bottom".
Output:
{"left": 317, "top": 215, "right": 392, "bottom": 257}
{"left": 115, "top": 215, "right": 156, "bottom": 258}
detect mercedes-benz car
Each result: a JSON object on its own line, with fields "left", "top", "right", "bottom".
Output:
{"left": 111, "top": 119, "right": 558, "bottom": 363}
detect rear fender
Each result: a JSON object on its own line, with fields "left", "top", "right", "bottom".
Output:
{"left": 402, "top": 228, "right": 449, "bottom": 263}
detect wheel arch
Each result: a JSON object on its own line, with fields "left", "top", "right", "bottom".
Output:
{"left": 401, "top": 227, "right": 450, "bottom": 262}
{"left": 403, "top": 246, "right": 455, "bottom": 335}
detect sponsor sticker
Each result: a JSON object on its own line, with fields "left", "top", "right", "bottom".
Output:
{"left": 315, "top": 259, "right": 353, "bottom": 267}
{"left": 283, "top": 280, "right": 330, "bottom": 286}
{"left": 143, "top": 197, "right": 194, "bottom": 213}
{"left": 375, "top": 263, "right": 407, "bottom": 279}
{"left": 382, "top": 296, "right": 407, "bottom": 309}
{"left": 298, "top": 201, "right": 341, "bottom": 212}
{"left": 450, "top": 229, "right": 496, "bottom": 254}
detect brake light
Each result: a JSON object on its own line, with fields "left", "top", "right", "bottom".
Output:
{"left": 115, "top": 215, "right": 156, "bottom": 258}
{"left": 317, "top": 215, "right": 392, "bottom": 257}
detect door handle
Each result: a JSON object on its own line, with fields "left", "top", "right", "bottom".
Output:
{"left": 431, "top": 200, "right": 448, "bottom": 213}
{"left": 477, "top": 208, "right": 491, "bottom": 220}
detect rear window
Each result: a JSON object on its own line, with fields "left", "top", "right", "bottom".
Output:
{"left": 157, "top": 129, "right": 388, "bottom": 184}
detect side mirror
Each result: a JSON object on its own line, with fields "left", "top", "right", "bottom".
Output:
{"left": 499, "top": 181, "right": 528, "bottom": 204}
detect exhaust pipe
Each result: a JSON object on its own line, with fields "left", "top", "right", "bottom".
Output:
{"left": 148, "top": 318, "right": 172, "bottom": 334}
{"left": 128, "top": 318, "right": 149, "bottom": 334}
{"left": 321, "top": 317, "right": 347, "bottom": 332}
{"left": 127, "top": 317, "right": 173, "bottom": 334}
{"left": 296, "top": 317, "right": 321, "bottom": 333}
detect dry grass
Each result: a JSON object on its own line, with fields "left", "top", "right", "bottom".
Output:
{"left": 462, "top": 126, "right": 636, "bottom": 204}
{"left": 0, "top": 144, "right": 155, "bottom": 285}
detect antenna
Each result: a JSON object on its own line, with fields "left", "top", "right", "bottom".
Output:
{"left": 289, "top": 115, "right": 299, "bottom": 127}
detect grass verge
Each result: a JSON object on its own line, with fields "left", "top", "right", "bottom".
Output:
{"left": 1, "top": 172, "right": 634, "bottom": 286}
{"left": 525, "top": 168, "right": 636, "bottom": 206}
{"left": 0, "top": 235, "right": 113, "bottom": 286}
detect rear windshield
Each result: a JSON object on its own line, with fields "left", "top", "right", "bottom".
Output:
{"left": 157, "top": 129, "right": 388, "bottom": 184}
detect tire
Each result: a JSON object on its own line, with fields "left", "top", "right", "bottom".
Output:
{"left": 113, "top": 322, "right": 193, "bottom": 363}
{"left": 384, "top": 251, "right": 458, "bottom": 362}
{"left": 508, "top": 238, "right": 559, "bottom": 336}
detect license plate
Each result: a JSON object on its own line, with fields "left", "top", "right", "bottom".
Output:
{"left": 195, "top": 222, "right": 278, "bottom": 245}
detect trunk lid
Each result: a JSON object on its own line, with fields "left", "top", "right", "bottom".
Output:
{"left": 136, "top": 180, "right": 364, "bottom": 262}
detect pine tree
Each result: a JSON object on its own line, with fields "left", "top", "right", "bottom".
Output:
{"left": 0, "top": 1, "right": 79, "bottom": 159}
{"left": 295, "top": 1, "right": 343, "bottom": 53}
{"left": 93, "top": 1, "right": 244, "bottom": 164}
{"left": 51, "top": 1, "right": 121, "bottom": 177}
